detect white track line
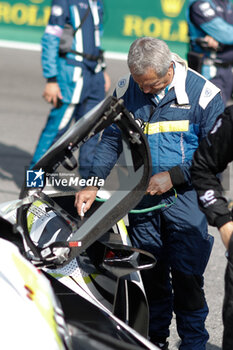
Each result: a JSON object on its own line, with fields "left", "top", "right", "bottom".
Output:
{"left": 0, "top": 39, "right": 127, "bottom": 60}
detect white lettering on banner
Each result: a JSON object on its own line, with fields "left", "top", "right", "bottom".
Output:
{"left": 123, "top": 15, "right": 188, "bottom": 43}
{"left": 0, "top": 2, "right": 50, "bottom": 26}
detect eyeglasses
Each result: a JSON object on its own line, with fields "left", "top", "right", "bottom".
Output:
{"left": 135, "top": 65, "right": 173, "bottom": 93}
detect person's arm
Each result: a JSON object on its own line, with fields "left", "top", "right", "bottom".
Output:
{"left": 168, "top": 90, "right": 224, "bottom": 188}
{"left": 88, "top": 124, "right": 123, "bottom": 179}
{"left": 41, "top": 0, "right": 69, "bottom": 106}
{"left": 219, "top": 222, "right": 233, "bottom": 250}
{"left": 147, "top": 84, "right": 224, "bottom": 194}
{"left": 146, "top": 171, "right": 173, "bottom": 196}
{"left": 191, "top": 106, "right": 233, "bottom": 247}
{"left": 203, "top": 34, "right": 219, "bottom": 50}
{"left": 75, "top": 186, "right": 98, "bottom": 217}
{"left": 74, "top": 124, "right": 123, "bottom": 215}
{"left": 103, "top": 71, "right": 111, "bottom": 94}
{"left": 41, "top": 0, "right": 69, "bottom": 80}
{"left": 190, "top": 1, "right": 233, "bottom": 45}
{"left": 42, "top": 82, "right": 63, "bottom": 108}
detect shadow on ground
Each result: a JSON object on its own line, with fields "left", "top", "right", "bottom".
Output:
{"left": 0, "top": 142, "right": 32, "bottom": 189}
{"left": 207, "top": 344, "right": 221, "bottom": 350}
{"left": 172, "top": 342, "right": 221, "bottom": 350}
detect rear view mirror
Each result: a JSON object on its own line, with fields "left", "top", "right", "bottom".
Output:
{"left": 102, "top": 243, "right": 156, "bottom": 278}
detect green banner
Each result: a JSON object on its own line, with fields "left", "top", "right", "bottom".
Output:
{"left": 0, "top": 0, "right": 190, "bottom": 58}
{"left": 0, "top": 0, "right": 50, "bottom": 43}
{"left": 103, "top": 0, "right": 189, "bottom": 58}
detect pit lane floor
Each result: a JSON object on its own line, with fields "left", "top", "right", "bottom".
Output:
{"left": 0, "top": 45, "right": 230, "bottom": 350}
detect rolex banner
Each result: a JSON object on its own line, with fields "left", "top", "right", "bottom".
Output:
{"left": 104, "top": 0, "right": 189, "bottom": 59}
{"left": 0, "top": 0, "right": 189, "bottom": 58}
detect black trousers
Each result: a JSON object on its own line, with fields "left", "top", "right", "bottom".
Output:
{"left": 223, "top": 234, "right": 233, "bottom": 350}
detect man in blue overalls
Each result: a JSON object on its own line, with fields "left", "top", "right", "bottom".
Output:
{"left": 75, "top": 37, "right": 225, "bottom": 349}
{"left": 30, "top": 0, "right": 110, "bottom": 177}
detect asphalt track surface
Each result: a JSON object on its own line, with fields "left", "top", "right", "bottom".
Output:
{"left": 0, "top": 46, "right": 230, "bottom": 349}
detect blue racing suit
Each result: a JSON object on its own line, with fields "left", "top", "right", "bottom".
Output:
{"left": 187, "top": 0, "right": 233, "bottom": 105}
{"left": 89, "top": 56, "right": 225, "bottom": 349}
{"left": 30, "top": 0, "right": 105, "bottom": 175}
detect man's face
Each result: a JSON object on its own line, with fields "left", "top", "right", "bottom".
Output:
{"left": 131, "top": 65, "right": 173, "bottom": 95}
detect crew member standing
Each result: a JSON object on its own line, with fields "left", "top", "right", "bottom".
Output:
{"left": 187, "top": 0, "right": 233, "bottom": 105}
{"left": 30, "top": 0, "right": 110, "bottom": 178}
{"left": 74, "top": 37, "right": 225, "bottom": 350}
{"left": 191, "top": 106, "right": 233, "bottom": 350}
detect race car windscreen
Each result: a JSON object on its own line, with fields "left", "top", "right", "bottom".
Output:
{"left": 18, "top": 96, "right": 152, "bottom": 264}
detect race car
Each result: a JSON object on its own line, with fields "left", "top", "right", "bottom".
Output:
{"left": 0, "top": 96, "right": 159, "bottom": 349}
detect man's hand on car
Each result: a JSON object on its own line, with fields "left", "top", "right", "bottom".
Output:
{"left": 74, "top": 186, "right": 98, "bottom": 217}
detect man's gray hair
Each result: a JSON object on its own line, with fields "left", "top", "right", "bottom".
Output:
{"left": 127, "top": 37, "right": 172, "bottom": 77}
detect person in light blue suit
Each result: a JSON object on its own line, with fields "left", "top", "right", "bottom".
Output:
{"left": 187, "top": 0, "right": 233, "bottom": 105}
{"left": 30, "top": 0, "right": 110, "bottom": 177}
